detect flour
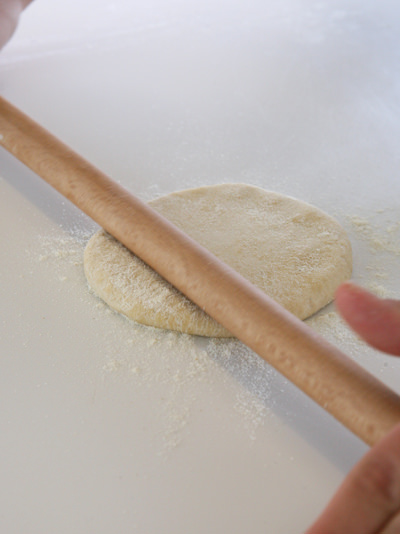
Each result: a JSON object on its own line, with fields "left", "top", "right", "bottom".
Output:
{"left": 31, "top": 229, "right": 276, "bottom": 452}
{"left": 347, "top": 213, "right": 400, "bottom": 256}
{"left": 343, "top": 208, "right": 400, "bottom": 299}
{"left": 30, "top": 201, "right": 398, "bottom": 455}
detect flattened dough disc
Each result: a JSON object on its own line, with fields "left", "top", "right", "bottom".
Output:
{"left": 84, "top": 184, "right": 352, "bottom": 337}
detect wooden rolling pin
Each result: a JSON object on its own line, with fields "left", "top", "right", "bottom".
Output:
{"left": 1, "top": 94, "right": 399, "bottom": 446}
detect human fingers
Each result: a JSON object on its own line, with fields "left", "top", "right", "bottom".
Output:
{"left": 0, "top": 0, "right": 33, "bottom": 49}
{"left": 0, "top": 3, "right": 19, "bottom": 48}
{"left": 335, "top": 282, "right": 400, "bottom": 356}
{"left": 305, "top": 423, "right": 400, "bottom": 534}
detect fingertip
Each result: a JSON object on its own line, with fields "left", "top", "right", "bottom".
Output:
{"left": 335, "top": 280, "right": 356, "bottom": 305}
{"left": 335, "top": 282, "right": 400, "bottom": 356}
{"left": 335, "top": 281, "right": 377, "bottom": 320}
{"left": 335, "top": 280, "right": 368, "bottom": 301}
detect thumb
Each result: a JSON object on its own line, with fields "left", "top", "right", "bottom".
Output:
{"left": 335, "top": 282, "right": 400, "bottom": 356}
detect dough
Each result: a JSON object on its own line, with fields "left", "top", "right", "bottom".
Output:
{"left": 84, "top": 184, "right": 352, "bottom": 337}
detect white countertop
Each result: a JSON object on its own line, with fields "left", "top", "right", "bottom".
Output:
{"left": 1, "top": 1, "right": 400, "bottom": 532}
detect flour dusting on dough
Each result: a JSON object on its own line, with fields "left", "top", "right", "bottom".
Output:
{"left": 83, "top": 184, "right": 352, "bottom": 336}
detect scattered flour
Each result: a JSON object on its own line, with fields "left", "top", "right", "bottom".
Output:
{"left": 347, "top": 214, "right": 400, "bottom": 256}
{"left": 30, "top": 203, "right": 399, "bottom": 454}
{"left": 30, "top": 229, "right": 276, "bottom": 454}
{"left": 345, "top": 208, "right": 400, "bottom": 294}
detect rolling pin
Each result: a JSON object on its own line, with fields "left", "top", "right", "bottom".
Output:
{"left": 1, "top": 94, "right": 399, "bottom": 446}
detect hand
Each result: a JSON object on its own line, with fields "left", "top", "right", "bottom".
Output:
{"left": 306, "top": 282, "right": 400, "bottom": 533}
{"left": 0, "top": 0, "right": 33, "bottom": 49}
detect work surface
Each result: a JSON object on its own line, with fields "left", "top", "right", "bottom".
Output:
{"left": 1, "top": 1, "right": 400, "bottom": 532}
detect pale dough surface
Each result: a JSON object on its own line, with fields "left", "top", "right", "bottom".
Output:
{"left": 84, "top": 184, "right": 352, "bottom": 337}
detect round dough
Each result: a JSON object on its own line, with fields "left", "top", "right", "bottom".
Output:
{"left": 84, "top": 184, "right": 352, "bottom": 337}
